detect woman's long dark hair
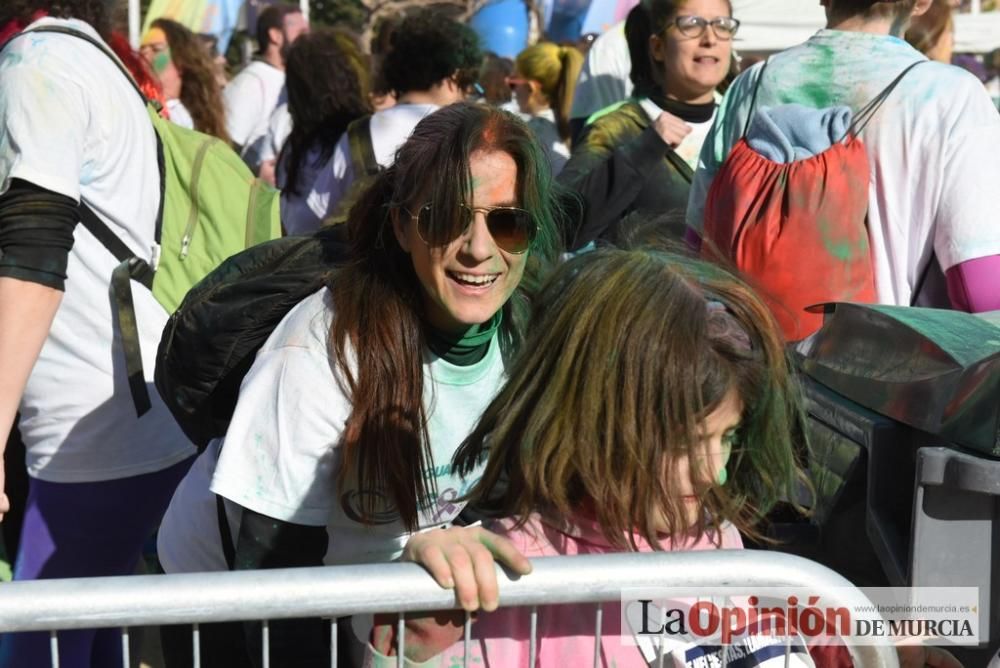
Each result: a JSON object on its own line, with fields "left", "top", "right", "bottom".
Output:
{"left": 281, "top": 28, "right": 371, "bottom": 197}
{"left": 328, "top": 102, "right": 563, "bottom": 531}
{"left": 152, "top": 18, "right": 230, "bottom": 143}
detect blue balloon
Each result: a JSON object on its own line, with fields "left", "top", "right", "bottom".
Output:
{"left": 470, "top": 0, "right": 530, "bottom": 60}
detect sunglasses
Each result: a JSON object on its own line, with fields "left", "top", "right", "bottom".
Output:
{"left": 505, "top": 76, "right": 537, "bottom": 91}
{"left": 672, "top": 15, "right": 740, "bottom": 40}
{"left": 409, "top": 203, "right": 536, "bottom": 254}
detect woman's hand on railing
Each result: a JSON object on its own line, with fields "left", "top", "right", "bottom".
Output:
{"left": 369, "top": 526, "right": 533, "bottom": 663}
{"left": 402, "top": 525, "right": 532, "bottom": 612}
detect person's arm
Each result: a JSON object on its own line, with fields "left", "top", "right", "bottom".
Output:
{"left": 233, "top": 505, "right": 330, "bottom": 668}
{"left": 931, "top": 76, "right": 1000, "bottom": 308}
{"left": 368, "top": 526, "right": 532, "bottom": 665}
{"left": 0, "top": 180, "right": 80, "bottom": 520}
{"left": 557, "top": 111, "right": 691, "bottom": 250}
{"left": 0, "top": 279, "right": 62, "bottom": 520}
{"left": 945, "top": 256, "right": 1000, "bottom": 312}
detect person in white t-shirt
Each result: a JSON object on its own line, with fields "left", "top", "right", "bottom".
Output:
{"left": 319, "top": 9, "right": 484, "bottom": 222}
{"left": 0, "top": 2, "right": 196, "bottom": 666}
{"left": 156, "top": 102, "right": 561, "bottom": 667}
{"left": 686, "top": 0, "right": 1000, "bottom": 312}
{"left": 223, "top": 3, "right": 308, "bottom": 170}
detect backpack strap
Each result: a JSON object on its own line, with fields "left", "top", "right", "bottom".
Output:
{"left": 79, "top": 206, "right": 155, "bottom": 417}
{"left": 849, "top": 61, "right": 925, "bottom": 136}
{"left": 346, "top": 115, "right": 380, "bottom": 178}
{"left": 742, "top": 58, "right": 771, "bottom": 137}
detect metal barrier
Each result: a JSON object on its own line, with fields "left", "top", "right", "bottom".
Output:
{"left": 0, "top": 550, "right": 899, "bottom": 668}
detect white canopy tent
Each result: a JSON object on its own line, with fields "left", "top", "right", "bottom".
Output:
{"left": 731, "top": 0, "right": 1000, "bottom": 54}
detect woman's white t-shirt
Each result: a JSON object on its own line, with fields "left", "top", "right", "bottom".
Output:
{"left": 158, "top": 287, "right": 504, "bottom": 572}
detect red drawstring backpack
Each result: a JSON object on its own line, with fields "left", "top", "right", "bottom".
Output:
{"left": 702, "top": 61, "right": 921, "bottom": 342}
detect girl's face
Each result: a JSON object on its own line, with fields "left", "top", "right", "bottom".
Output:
{"left": 650, "top": 0, "right": 734, "bottom": 104}
{"left": 393, "top": 149, "right": 530, "bottom": 333}
{"left": 654, "top": 387, "right": 743, "bottom": 531}
{"left": 140, "top": 36, "right": 182, "bottom": 101}
{"left": 509, "top": 75, "right": 548, "bottom": 116}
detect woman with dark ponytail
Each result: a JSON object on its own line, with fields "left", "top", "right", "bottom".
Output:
{"left": 507, "top": 42, "right": 584, "bottom": 175}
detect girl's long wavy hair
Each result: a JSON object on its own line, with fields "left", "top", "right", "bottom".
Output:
{"left": 328, "top": 102, "right": 563, "bottom": 531}
{"left": 152, "top": 18, "right": 230, "bottom": 143}
{"left": 281, "top": 28, "right": 370, "bottom": 197}
{"left": 453, "top": 247, "right": 809, "bottom": 549}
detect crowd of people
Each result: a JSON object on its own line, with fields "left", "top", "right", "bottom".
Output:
{"left": 0, "top": 0, "right": 998, "bottom": 666}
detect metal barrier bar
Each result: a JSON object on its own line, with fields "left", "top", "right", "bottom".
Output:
{"left": 593, "top": 604, "right": 603, "bottom": 668}
{"left": 0, "top": 551, "right": 898, "bottom": 667}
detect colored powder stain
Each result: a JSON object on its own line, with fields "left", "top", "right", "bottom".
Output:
{"left": 152, "top": 50, "right": 171, "bottom": 75}
{"left": 797, "top": 44, "right": 837, "bottom": 108}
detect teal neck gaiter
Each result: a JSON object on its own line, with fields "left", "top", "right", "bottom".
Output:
{"left": 424, "top": 310, "right": 502, "bottom": 366}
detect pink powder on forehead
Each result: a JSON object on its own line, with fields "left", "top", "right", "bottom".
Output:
{"left": 479, "top": 116, "right": 501, "bottom": 147}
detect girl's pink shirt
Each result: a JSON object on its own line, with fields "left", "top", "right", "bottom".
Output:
{"left": 366, "top": 513, "right": 743, "bottom": 668}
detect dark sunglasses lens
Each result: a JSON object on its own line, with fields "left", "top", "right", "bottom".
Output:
{"left": 486, "top": 209, "right": 534, "bottom": 253}
{"left": 417, "top": 204, "right": 473, "bottom": 246}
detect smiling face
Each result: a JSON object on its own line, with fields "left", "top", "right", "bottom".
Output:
{"left": 650, "top": 0, "right": 733, "bottom": 104}
{"left": 392, "top": 149, "right": 528, "bottom": 333}
{"left": 653, "top": 386, "right": 743, "bottom": 531}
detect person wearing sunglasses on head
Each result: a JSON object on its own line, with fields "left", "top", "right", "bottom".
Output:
{"left": 558, "top": 0, "right": 738, "bottom": 250}
{"left": 155, "top": 102, "right": 561, "bottom": 668}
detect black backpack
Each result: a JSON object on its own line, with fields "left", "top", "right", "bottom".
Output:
{"left": 154, "top": 226, "right": 350, "bottom": 448}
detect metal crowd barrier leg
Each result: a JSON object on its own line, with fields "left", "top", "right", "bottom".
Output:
{"left": 396, "top": 612, "right": 405, "bottom": 668}
{"left": 330, "top": 618, "right": 338, "bottom": 668}
{"left": 49, "top": 630, "right": 59, "bottom": 668}
{"left": 463, "top": 611, "right": 472, "bottom": 667}
{"left": 261, "top": 619, "right": 270, "bottom": 668}
{"left": 593, "top": 604, "right": 603, "bottom": 668}
{"left": 529, "top": 606, "right": 538, "bottom": 667}
{"left": 192, "top": 622, "right": 201, "bottom": 668}
{"left": 120, "top": 627, "right": 130, "bottom": 668}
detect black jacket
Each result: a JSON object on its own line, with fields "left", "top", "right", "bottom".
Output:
{"left": 558, "top": 101, "right": 694, "bottom": 250}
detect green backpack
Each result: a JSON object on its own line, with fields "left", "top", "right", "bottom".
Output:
{"left": 20, "top": 26, "right": 282, "bottom": 416}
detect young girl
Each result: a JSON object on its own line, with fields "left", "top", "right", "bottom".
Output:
{"left": 367, "top": 246, "right": 810, "bottom": 666}
{"left": 507, "top": 42, "right": 584, "bottom": 175}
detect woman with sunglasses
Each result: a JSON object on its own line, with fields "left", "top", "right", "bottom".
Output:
{"left": 155, "top": 101, "right": 560, "bottom": 667}
{"left": 558, "top": 0, "right": 738, "bottom": 249}
{"left": 507, "top": 42, "right": 585, "bottom": 175}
